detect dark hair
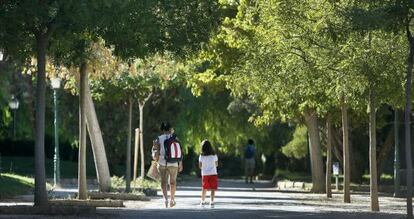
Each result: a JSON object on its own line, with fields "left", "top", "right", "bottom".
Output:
{"left": 160, "top": 121, "right": 171, "bottom": 132}
{"left": 201, "top": 139, "right": 215, "bottom": 156}
{"left": 248, "top": 139, "right": 254, "bottom": 145}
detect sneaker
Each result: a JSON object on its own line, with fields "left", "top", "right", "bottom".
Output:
{"left": 199, "top": 201, "right": 207, "bottom": 207}
{"left": 210, "top": 202, "right": 215, "bottom": 208}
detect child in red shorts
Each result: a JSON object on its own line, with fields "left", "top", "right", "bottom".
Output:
{"left": 198, "top": 139, "right": 218, "bottom": 208}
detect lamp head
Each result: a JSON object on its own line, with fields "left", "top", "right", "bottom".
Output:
{"left": 9, "top": 96, "right": 19, "bottom": 110}
{"left": 51, "top": 77, "right": 61, "bottom": 89}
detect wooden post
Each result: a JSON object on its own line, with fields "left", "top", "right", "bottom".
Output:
{"left": 335, "top": 175, "right": 339, "bottom": 191}
{"left": 133, "top": 128, "right": 140, "bottom": 181}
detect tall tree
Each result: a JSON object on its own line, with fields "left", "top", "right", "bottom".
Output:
{"left": 0, "top": 0, "right": 67, "bottom": 206}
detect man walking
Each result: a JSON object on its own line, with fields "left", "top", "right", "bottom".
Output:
{"left": 244, "top": 139, "right": 256, "bottom": 184}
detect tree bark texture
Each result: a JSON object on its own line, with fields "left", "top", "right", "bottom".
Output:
{"left": 342, "top": 99, "right": 351, "bottom": 203}
{"left": 34, "top": 34, "right": 48, "bottom": 206}
{"left": 303, "top": 110, "right": 325, "bottom": 193}
{"left": 73, "top": 67, "right": 112, "bottom": 192}
{"left": 405, "top": 25, "right": 414, "bottom": 219}
{"left": 85, "top": 75, "right": 111, "bottom": 192}
{"left": 133, "top": 128, "right": 140, "bottom": 181}
{"left": 369, "top": 86, "right": 379, "bottom": 211}
{"left": 78, "top": 62, "right": 88, "bottom": 200}
{"left": 125, "top": 97, "right": 133, "bottom": 192}
{"left": 139, "top": 104, "right": 145, "bottom": 178}
{"left": 326, "top": 115, "right": 333, "bottom": 198}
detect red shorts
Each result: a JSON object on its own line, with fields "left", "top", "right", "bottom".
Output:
{"left": 202, "top": 175, "right": 218, "bottom": 190}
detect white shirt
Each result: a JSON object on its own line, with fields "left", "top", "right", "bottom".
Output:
{"left": 157, "top": 134, "right": 179, "bottom": 167}
{"left": 199, "top": 155, "right": 218, "bottom": 176}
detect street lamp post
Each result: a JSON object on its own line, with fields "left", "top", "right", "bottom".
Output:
{"left": 8, "top": 96, "right": 19, "bottom": 140}
{"left": 51, "top": 77, "right": 61, "bottom": 187}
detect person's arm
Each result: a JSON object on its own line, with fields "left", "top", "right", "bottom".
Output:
{"left": 178, "top": 161, "right": 183, "bottom": 172}
{"left": 199, "top": 162, "right": 202, "bottom": 169}
{"left": 151, "top": 139, "right": 160, "bottom": 161}
{"left": 215, "top": 161, "right": 218, "bottom": 167}
{"left": 214, "top": 155, "right": 218, "bottom": 167}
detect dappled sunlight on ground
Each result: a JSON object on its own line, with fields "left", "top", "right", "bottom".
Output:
{"left": 0, "top": 178, "right": 407, "bottom": 218}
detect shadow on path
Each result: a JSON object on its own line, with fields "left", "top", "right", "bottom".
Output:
{"left": 98, "top": 208, "right": 402, "bottom": 219}
{"left": 96, "top": 178, "right": 405, "bottom": 219}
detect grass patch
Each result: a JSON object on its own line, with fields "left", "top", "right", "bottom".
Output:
{"left": 1, "top": 156, "right": 98, "bottom": 178}
{"left": 1, "top": 156, "right": 125, "bottom": 178}
{"left": 0, "top": 173, "right": 34, "bottom": 198}
{"left": 132, "top": 178, "right": 160, "bottom": 190}
{"left": 362, "top": 173, "right": 394, "bottom": 185}
{"left": 110, "top": 176, "right": 160, "bottom": 192}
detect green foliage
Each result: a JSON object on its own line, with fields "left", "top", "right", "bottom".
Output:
{"left": 90, "top": 52, "right": 184, "bottom": 103}
{"left": 281, "top": 126, "right": 308, "bottom": 159}
{"left": 132, "top": 178, "right": 160, "bottom": 190}
{"left": 1, "top": 0, "right": 412, "bottom": 182}
{"left": 110, "top": 175, "right": 125, "bottom": 190}
{"left": 101, "top": 0, "right": 221, "bottom": 59}
{"left": 176, "top": 89, "right": 293, "bottom": 155}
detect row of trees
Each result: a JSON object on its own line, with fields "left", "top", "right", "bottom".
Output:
{"left": 2, "top": 0, "right": 413, "bottom": 217}
{"left": 0, "top": 0, "right": 220, "bottom": 207}
{"left": 185, "top": 0, "right": 413, "bottom": 216}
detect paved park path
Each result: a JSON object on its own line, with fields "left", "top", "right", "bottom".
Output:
{"left": 98, "top": 179, "right": 406, "bottom": 219}
{"left": 0, "top": 178, "right": 408, "bottom": 218}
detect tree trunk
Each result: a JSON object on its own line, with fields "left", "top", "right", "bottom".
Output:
{"left": 369, "top": 85, "right": 379, "bottom": 211}
{"left": 303, "top": 110, "right": 325, "bottom": 193}
{"left": 342, "top": 98, "right": 351, "bottom": 203}
{"left": 133, "top": 128, "right": 140, "bottom": 181}
{"left": 138, "top": 92, "right": 152, "bottom": 179}
{"left": 125, "top": 97, "right": 133, "bottom": 193}
{"left": 78, "top": 62, "right": 88, "bottom": 200}
{"left": 139, "top": 103, "right": 145, "bottom": 178}
{"left": 33, "top": 34, "right": 48, "bottom": 207}
{"left": 405, "top": 25, "right": 414, "bottom": 219}
{"left": 394, "top": 109, "right": 401, "bottom": 198}
{"left": 85, "top": 77, "right": 111, "bottom": 192}
{"left": 326, "top": 115, "right": 333, "bottom": 198}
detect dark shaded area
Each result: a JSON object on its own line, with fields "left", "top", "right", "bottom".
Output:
{"left": 98, "top": 208, "right": 403, "bottom": 219}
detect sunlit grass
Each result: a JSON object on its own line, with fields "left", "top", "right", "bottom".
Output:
{"left": 0, "top": 173, "right": 34, "bottom": 198}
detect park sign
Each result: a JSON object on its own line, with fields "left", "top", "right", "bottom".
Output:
{"left": 333, "top": 162, "right": 340, "bottom": 176}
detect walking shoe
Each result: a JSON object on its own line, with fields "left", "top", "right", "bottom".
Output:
{"left": 199, "top": 201, "right": 207, "bottom": 207}
{"left": 210, "top": 202, "right": 215, "bottom": 208}
{"left": 170, "top": 199, "right": 176, "bottom": 208}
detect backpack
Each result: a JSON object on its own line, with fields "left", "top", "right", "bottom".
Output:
{"left": 163, "top": 135, "right": 183, "bottom": 163}
{"left": 245, "top": 145, "right": 255, "bottom": 159}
